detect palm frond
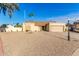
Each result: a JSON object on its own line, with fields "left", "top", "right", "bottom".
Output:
{"left": 0, "top": 3, "right": 19, "bottom": 18}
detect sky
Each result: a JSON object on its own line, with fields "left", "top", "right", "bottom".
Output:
{"left": 1, "top": 3, "right": 79, "bottom": 25}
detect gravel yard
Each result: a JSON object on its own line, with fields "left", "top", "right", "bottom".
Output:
{"left": 0, "top": 31, "right": 79, "bottom": 56}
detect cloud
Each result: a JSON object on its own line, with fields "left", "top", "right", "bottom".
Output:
{"left": 47, "top": 12, "right": 79, "bottom": 23}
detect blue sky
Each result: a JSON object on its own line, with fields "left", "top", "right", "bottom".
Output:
{"left": 1, "top": 3, "right": 79, "bottom": 25}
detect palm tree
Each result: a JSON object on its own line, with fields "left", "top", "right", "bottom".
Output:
{"left": 14, "top": 23, "right": 22, "bottom": 27}
{"left": 28, "top": 12, "right": 35, "bottom": 22}
{"left": 28, "top": 12, "right": 35, "bottom": 17}
{"left": 0, "top": 3, "right": 19, "bottom": 18}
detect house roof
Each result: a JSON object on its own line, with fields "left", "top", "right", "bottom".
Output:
{"left": 25, "top": 21, "right": 49, "bottom": 26}
{"left": 25, "top": 21, "right": 65, "bottom": 26}
{"left": 34, "top": 22, "right": 49, "bottom": 26}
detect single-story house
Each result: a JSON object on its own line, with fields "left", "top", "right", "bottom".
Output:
{"left": 23, "top": 21, "right": 66, "bottom": 32}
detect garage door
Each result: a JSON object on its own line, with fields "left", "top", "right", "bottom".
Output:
{"left": 49, "top": 25, "right": 64, "bottom": 32}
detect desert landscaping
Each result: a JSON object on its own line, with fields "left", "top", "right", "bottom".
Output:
{"left": 0, "top": 31, "right": 79, "bottom": 55}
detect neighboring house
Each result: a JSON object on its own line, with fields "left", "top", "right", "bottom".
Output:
{"left": 74, "top": 21, "right": 79, "bottom": 29}
{"left": 5, "top": 25, "right": 22, "bottom": 32}
{"left": 72, "top": 21, "right": 79, "bottom": 32}
{"left": 23, "top": 21, "right": 66, "bottom": 32}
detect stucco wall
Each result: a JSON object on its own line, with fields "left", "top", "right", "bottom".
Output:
{"left": 49, "top": 22, "right": 66, "bottom": 32}
{"left": 23, "top": 22, "right": 41, "bottom": 32}
{"left": 5, "top": 25, "right": 22, "bottom": 32}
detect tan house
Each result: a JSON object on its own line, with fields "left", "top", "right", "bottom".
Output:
{"left": 23, "top": 22, "right": 48, "bottom": 32}
{"left": 23, "top": 21, "right": 66, "bottom": 32}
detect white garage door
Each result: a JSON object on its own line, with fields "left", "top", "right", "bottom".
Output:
{"left": 49, "top": 25, "right": 64, "bottom": 32}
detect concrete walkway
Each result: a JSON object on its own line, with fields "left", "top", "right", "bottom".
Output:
{"left": 72, "top": 48, "right": 79, "bottom": 56}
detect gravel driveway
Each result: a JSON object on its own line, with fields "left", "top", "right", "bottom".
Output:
{"left": 0, "top": 31, "right": 79, "bottom": 56}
